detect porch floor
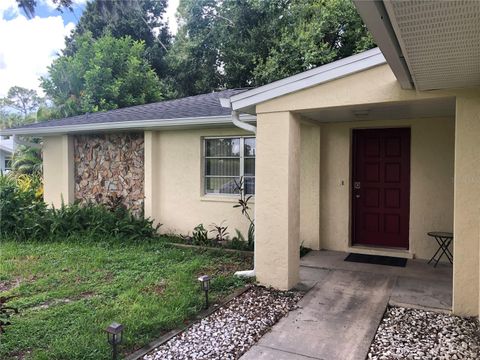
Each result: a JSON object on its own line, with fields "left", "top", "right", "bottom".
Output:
{"left": 241, "top": 250, "right": 452, "bottom": 360}
{"left": 301, "top": 250, "right": 452, "bottom": 311}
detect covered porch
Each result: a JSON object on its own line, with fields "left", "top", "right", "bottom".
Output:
{"left": 243, "top": 60, "right": 480, "bottom": 316}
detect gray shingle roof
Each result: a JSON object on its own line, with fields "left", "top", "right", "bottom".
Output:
{"left": 12, "top": 89, "right": 248, "bottom": 131}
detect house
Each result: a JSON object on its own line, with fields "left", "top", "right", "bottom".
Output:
{"left": 0, "top": 137, "right": 14, "bottom": 173}
{"left": 2, "top": 0, "right": 480, "bottom": 317}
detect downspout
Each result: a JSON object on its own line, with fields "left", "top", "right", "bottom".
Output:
{"left": 220, "top": 98, "right": 256, "bottom": 278}
{"left": 231, "top": 110, "right": 257, "bottom": 134}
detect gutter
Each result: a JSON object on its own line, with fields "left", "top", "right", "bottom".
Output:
{"left": 0, "top": 115, "right": 257, "bottom": 137}
{"left": 220, "top": 97, "right": 256, "bottom": 279}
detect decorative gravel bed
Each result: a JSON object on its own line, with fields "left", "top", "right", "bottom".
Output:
{"left": 143, "top": 286, "right": 302, "bottom": 360}
{"left": 368, "top": 306, "right": 480, "bottom": 360}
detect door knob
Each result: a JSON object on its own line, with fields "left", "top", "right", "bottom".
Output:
{"left": 355, "top": 194, "right": 360, "bottom": 199}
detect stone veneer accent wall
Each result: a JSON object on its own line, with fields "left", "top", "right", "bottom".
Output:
{"left": 74, "top": 133, "right": 144, "bottom": 214}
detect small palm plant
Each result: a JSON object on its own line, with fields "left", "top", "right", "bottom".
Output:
{"left": 11, "top": 146, "right": 42, "bottom": 176}
{"left": 233, "top": 177, "right": 255, "bottom": 249}
{"left": 210, "top": 221, "right": 229, "bottom": 245}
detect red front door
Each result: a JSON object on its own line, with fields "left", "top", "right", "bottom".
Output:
{"left": 352, "top": 128, "right": 410, "bottom": 249}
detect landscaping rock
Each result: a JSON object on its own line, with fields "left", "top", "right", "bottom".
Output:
{"left": 143, "top": 286, "right": 302, "bottom": 360}
{"left": 368, "top": 306, "right": 480, "bottom": 360}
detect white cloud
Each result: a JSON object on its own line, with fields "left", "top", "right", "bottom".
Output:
{"left": 40, "top": 0, "right": 89, "bottom": 11}
{"left": 0, "top": 6, "right": 74, "bottom": 97}
{"left": 0, "top": 0, "right": 19, "bottom": 18}
{"left": 166, "top": 0, "right": 179, "bottom": 34}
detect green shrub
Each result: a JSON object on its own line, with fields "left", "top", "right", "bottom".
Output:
{"left": 0, "top": 174, "right": 159, "bottom": 241}
{"left": 192, "top": 224, "right": 209, "bottom": 245}
{"left": 230, "top": 229, "right": 254, "bottom": 251}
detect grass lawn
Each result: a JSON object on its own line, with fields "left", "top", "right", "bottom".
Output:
{"left": 0, "top": 237, "right": 253, "bottom": 360}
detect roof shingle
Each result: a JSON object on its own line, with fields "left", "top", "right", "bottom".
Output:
{"left": 13, "top": 89, "right": 248, "bottom": 131}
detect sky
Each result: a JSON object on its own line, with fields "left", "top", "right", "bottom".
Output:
{"left": 0, "top": 0, "right": 180, "bottom": 98}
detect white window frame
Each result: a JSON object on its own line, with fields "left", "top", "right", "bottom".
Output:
{"left": 4, "top": 156, "right": 12, "bottom": 171}
{"left": 203, "top": 136, "right": 255, "bottom": 197}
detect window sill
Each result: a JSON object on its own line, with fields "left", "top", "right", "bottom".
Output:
{"left": 200, "top": 195, "right": 255, "bottom": 204}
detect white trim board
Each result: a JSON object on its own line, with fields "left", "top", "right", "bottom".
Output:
{"left": 353, "top": 0, "right": 414, "bottom": 90}
{"left": 230, "top": 48, "right": 387, "bottom": 112}
{"left": 0, "top": 115, "right": 257, "bottom": 137}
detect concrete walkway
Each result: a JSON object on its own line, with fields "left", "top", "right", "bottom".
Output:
{"left": 241, "top": 251, "right": 452, "bottom": 360}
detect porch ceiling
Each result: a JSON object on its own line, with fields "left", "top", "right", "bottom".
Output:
{"left": 357, "top": 0, "right": 480, "bottom": 91}
{"left": 298, "top": 97, "right": 455, "bottom": 123}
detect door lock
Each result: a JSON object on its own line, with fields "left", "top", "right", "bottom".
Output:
{"left": 354, "top": 181, "right": 361, "bottom": 189}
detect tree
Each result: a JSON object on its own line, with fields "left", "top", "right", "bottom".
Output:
{"left": 16, "top": 0, "right": 73, "bottom": 18}
{"left": 253, "top": 0, "right": 375, "bottom": 84}
{"left": 41, "top": 33, "right": 165, "bottom": 117}
{"left": 165, "top": 0, "right": 224, "bottom": 97}
{"left": 64, "top": 0, "right": 171, "bottom": 79}
{"left": 169, "top": 0, "right": 374, "bottom": 96}
{"left": 2, "top": 86, "right": 43, "bottom": 119}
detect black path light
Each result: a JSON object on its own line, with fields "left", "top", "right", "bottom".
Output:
{"left": 105, "top": 322, "right": 123, "bottom": 360}
{"left": 198, "top": 275, "right": 211, "bottom": 309}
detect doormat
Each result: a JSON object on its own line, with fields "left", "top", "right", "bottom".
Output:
{"left": 344, "top": 253, "right": 407, "bottom": 267}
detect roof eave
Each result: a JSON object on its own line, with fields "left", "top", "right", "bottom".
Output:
{"left": 0, "top": 115, "right": 257, "bottom": 137}
{"left": 353, "top": 0, "right": 414, "bottom": 90}
{"left": 0, "top": 145, "right": 13, "bottom": 153}
{"left": 229, "top": 47, "right": 388, "bottom": 112}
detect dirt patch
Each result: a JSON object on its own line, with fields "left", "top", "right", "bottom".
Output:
{"left": 29, "top": 292, "right": 96, "bottom": 311}
{"left": 142, "top": 280, "right": 167, "bottom": 295}
{"left": 103, "top": 271, "right": 115, "bottom": 283}
{"left": 200, "top": 260, "right": 253, "bottom": 278}
{"left": 8, "top": 349, "right": 32, "bottom": 360}
{"left": 0, "top": 278, "right": 21, "bottom": 293}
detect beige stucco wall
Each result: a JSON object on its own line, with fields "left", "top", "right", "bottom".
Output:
{"left": 255, "top": 111, "right": 301, "bottom": 289}
{"left": 148, "top": 127, "right": 254, "bottom": 238}
{"left": 256, "top": 64, "right": 453, "bottom": 114}
{"left": 453, "top": 93, "right": 480, "bottom": 316}
{"left": 43, "top": 135, "right": 74, "bottom": 207}
{"left": 319, "top": 117, "right": 455, "bottom": 260}
{"left": 300, "top": 122, "right": 321, "bottom": 250}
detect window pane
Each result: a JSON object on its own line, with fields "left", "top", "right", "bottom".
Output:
{"left": 245, "top": 177, "right": 255, "bottom": 195}
{"left": 206, "top": 138, "right": 240, "bottom": 157}
{"left": 206, "top": 158, "right": 240, "bottom": 176}
{"left": 244, "top": 158, "right": 255, "bottom": 176}
{"left": 205, "top": 177, "right": 240, "bottom": 194}
{"left": 244, "top": 138, "right": 256, "bottom": 157}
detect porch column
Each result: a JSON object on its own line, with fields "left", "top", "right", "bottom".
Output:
{"left": 453, "top": 93, "right": 480, "bottom": 316}
{"left": 144, "top": 131, "right": 160, "bottom": 224}
{"left": 43, "top": 135, "right": 74, "bottom": 207}
{"left": 255, "top": 111, "right": 301, "bottom": 289}
{"left": 300, "top": 122, "right": 321, "bottom": 250}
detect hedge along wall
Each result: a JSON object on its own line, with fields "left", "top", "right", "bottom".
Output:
{"left": 73, "top": 133, "right": 145, "bottom": 215}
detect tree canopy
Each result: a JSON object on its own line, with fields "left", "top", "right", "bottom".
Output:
{"left": 63, "top": 0, "right": 171, "bottom": 78}
{"left": 41, "top": 33, "right": 164, "bottom": 118}
{"left": 21, "top": 0, "right": 374, "bottom": 118}
{"left": 16, "top": 0, "right": 73, "bottom": 18}
{"left": 167, "top": 0, "right": 374, "bottom": 96}
{"left": 2, "top": 86, "right": 43, "bottom": 119}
